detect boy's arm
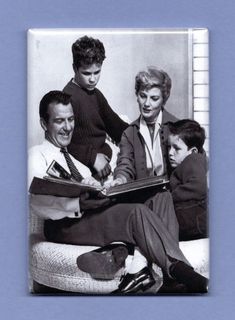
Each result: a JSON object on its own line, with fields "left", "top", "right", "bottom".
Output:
{"left": 171, "top": 159, "right": 207, "bottom": 203}
{"left": 68, "top": 141, "right": 111, "bottom": 168}
{"left": 97, "top": 90, "right": 129, "bottom": 143}
{"left": 68, "top": 142, "right": 112, "bottom": 179}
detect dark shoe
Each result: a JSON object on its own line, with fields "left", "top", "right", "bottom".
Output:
{"left": 158, "top": 279, "right": 188, "bottom": 294}
{"left": 76, "top": 244, "right": 129, "bottom": 280}
{"left": 170, "top": 261, "right": 208, "bottom": 293}
{"left": 112, "top": 267, "right": 155, "bottom": 294}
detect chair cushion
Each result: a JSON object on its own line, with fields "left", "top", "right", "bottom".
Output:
{"left": 30, "top": 234, "right": 209, "bottom": 294}
{"left": 30, "top": 235, "right": 123, "bottom": 293}
{"left": 179, "top": 238, "right": 209, "bottom": 278}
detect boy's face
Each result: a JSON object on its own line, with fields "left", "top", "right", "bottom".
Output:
{"left": 74, "top": 62, "right": 102, "bottom": 91}
{"left": 137, "top": 87, "right": 164, "bottom": 123}
{"left": 168, "top": 134, "right": 193, "bottom": 168}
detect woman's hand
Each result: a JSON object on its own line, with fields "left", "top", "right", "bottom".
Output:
{"left": 110, "top": 175, "right": 127, "bottom": 187}
{"left": 81, "top": 176, "right": 102, "bottom": 188}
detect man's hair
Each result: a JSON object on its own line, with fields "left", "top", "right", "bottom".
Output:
{"left": 135, "top": 66, "right": 172, "bottom": 106}
{"left": 72, "top": 35, "right": 106, "bottom": 69}
{"left": 39, "top": 90, "right": 71, "bottom": 123}
{"left": 168, "top": 119, "right": 206, "bottom": 153}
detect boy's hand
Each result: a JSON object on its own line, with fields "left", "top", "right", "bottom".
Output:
{"left": 94, "top": 153, "right": 111, "bottom": 179}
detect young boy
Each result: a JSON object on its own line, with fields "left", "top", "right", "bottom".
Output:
{"left": 168, "top": 119, "right": 208, "bottom": 241}
{"left": 63, "top": 36, "right": 128, "bottom": 180}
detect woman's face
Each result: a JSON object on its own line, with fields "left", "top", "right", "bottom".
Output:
{"left": 137, "top": 87, "right": 164, "bottom": 123}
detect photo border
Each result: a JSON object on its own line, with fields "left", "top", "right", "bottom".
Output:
{"left": 1, "top": 0, "right": 235, "bottom": 319}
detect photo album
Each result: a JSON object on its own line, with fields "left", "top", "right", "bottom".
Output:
{"left": 28, "top": 28, "right": 209, "bottom": 295}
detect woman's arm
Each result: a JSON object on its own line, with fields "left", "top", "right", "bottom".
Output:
{"left": 113, "top": 130, "right": 136, "bottom": 181}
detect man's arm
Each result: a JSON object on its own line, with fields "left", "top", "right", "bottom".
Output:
{"left": 29, "top": 147, "right": 109, "bottom": 219}
{"left": 29, "top": 194, "right": 81, "bottom": 220}
{"left": 28, "top": 147, "right": 82, "bottom": 220}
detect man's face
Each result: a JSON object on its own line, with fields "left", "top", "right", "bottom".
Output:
{"left": 74, "top": 62, "right": 102, "bottom": 91}
{"left": 137, "top": 87, "right": 164, "bottom": 123}
{"left": 42, "top": 103, "right": 75, "bottom": 148}
{"left": 168, "top": 134, "right": 192, "bottom": 168}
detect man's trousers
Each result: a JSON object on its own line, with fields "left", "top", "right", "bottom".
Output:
{"left": 44, "top": 191, "right": 189, "bottom": 275}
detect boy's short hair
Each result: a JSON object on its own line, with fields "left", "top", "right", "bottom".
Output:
{"left": 168, "top": 119, "right": 206, "bottom": 153}
{"left": 135, "top": 66, "right": 172, "bottom": 106}
{"left": 39, "top": 90, "right": 71, "bottom": 123}
{"left": 72, "top": 36, "right": 106, "bottom": 69}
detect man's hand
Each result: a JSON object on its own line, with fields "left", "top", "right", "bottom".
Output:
{"left": 93, "top": 153, "right": 111, "bottom": 179}
{"left": 79, "top": 192, "right": 111, "bottom": 212}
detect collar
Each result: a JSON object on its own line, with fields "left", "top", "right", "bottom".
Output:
{"left": 71, "top": 78, "right": 96, "bottom": 95}
{"left": 72, "top": 78, "right": 81, "bottom": 88}
{"left": 134, "top": 110, "right": 163, "bottom": 129}
{"left": 42, "top": 139, "right": 61, "bottom": 153}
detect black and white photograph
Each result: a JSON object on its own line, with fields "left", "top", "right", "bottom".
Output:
{"left": 28, "top": 28, "right": 209, "bottom": 295}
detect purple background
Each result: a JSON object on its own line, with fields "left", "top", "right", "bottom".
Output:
{"left": 0, "top": 0, "right": 234, "bottom": 319}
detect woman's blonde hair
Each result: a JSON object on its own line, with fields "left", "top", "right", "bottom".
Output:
{"left": 135, "top": 66, "right": 172, "bottom": 106}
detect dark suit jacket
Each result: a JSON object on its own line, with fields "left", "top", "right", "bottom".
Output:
{"left": 169, "top": 153, "right": 208, "bottom": 241}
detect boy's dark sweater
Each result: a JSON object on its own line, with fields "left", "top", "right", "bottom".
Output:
{"left": 63, "top": 80, "right": 128, "bottom": 167}
{"left": 169, "top": 153, "right": 208, "bottom": 240}
{"left": 169, "top": 153, "right": 207, "bottom": 208}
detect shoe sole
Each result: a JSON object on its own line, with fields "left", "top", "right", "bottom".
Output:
{"left": 122, "top": 278, "right": 156, "bottom": 294}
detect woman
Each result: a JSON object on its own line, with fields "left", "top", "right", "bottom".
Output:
{"left": 109, "top": 67, "right": 193, "bottom": 294}
{"left": 112, "top": 66, "right": 177, "bottom": 185}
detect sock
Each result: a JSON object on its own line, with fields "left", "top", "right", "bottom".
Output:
{"left": 126, "top": 247, "right": 148, "bottom": 274}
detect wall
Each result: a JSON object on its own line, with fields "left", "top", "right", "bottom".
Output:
{"left": 192, "top": 29, "right": 209, "bottom": 154}
{"left": 28, "top": 29, "right": 191, "bottom": 148}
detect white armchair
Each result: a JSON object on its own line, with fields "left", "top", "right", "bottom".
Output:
{"left": 29, "top": 208, "right": 209, "bottom": 294}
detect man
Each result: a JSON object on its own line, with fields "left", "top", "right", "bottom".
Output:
{"left": 63, "top": 36, "right": 128, "bottom": 180}
{"left": 29, "top": 90, "right": 208, "bottom": 294}
{"left": 28, "top": 90, "right": 105, "bottom": 220}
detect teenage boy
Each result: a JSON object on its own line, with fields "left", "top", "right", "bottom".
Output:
{"left": 168, "top": 119, "right": 208, "bottom": 241}
{"left": 63, "top": 36, "right": 128, "bottom": 180}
